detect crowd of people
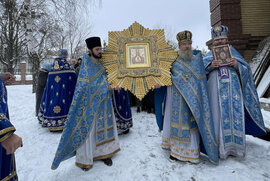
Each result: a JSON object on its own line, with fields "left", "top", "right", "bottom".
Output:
{"left": 0, "top": 25, "right": 267, "bottom": 180}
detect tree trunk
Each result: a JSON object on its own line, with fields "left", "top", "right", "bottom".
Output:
{"left": 30, "top": 53, "right": 40, "bottom": 93}
{"left": 7, "top": 64, "right": 14, "bottom": 74}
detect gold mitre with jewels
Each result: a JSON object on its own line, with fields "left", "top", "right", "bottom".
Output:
{"left": 176, "top": 30, "right": 192, "bottom": 45}
{"left": 100, "top": 22, "right": 178, "bottom": 100}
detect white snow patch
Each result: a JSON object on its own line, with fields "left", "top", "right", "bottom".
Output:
{"left": 6, "top": 85, "right": 270, "bottom": 181}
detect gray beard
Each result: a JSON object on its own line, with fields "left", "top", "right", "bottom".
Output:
{"left": 178, "top": 49, "right": 193, "bottom": 60}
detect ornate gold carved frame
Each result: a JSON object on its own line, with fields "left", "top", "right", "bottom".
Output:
{"left": 100, "top": 22, "right": 178, "bottom": 100}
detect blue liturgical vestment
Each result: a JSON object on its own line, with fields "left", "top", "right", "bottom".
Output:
{"left": 0, "top": 79, "right": 18, "bottom": 181}
{"left": 170, "top": 52, "right": 218, "bottom": 164}
{"left": 203, "top": 46, "right": 266, "bottom": 158}
{"left": 157, "top": 51, "right": 219, "bottom": 164}
{"left": 51, "top": 54, "right": 118, "bottom": 169}
{"left": 112, "top": 89, "right": 133, "bottom": 134}
{"left": 154, "top": 87, "right": 166, "bottom": 131}
{"left": 38, "top": 58, "right": 77, "bottom": 131}
{"left": 154, "top": 50, "right": 204, "bottom": 131}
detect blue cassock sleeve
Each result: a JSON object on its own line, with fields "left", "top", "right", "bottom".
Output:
{"left": 0, "top": 78, "right": 17, "bottom": 181}
{"left": 0, "top": 78, "right": 15, "bottom": 143}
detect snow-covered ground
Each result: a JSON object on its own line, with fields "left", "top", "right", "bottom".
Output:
{"left": 7, "top": 85, "right": 270, "bottom": 181}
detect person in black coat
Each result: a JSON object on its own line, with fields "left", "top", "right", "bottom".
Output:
{"left": 35, "top": 62, "right": 51, "bottom": 116}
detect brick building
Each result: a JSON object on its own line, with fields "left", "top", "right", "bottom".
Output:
{"left": 207, "top": 0, "right": 270, "bottom": 62}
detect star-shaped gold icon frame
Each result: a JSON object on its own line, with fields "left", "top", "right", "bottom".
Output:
{"left": 100, "top": 22, "right": 177, "bottom": 100}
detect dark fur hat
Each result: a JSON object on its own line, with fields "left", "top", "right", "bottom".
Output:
{"left": 85, "top": 37, "right": 101, "bottom": 49}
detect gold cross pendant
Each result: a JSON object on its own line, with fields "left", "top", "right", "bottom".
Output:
{"left": 185, "top": 71, "right": 189, "bottom": 81}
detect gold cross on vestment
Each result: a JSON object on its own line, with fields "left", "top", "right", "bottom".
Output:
{"left": 185, "top": 71, "right": 189, "bottom": 81}
{"left": 54, "top": 76, "right": 61, "bottom": 83}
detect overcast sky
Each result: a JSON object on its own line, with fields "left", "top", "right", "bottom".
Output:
{"left": 86, "top": 0, "right": 212, "bottom": 50}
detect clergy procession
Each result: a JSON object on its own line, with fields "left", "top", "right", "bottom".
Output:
{"left": 1, "top": 21, "right": 269, "bottom": 180}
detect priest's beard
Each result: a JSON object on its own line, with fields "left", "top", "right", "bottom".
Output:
{"left": 92, "top": 53, "right": 102, "bottom": 59}
{"left": 178, "top": 49, "right": 193, "bottom": 61}
{"left": 89, "top": 51, "right": 102, "bottom": 59}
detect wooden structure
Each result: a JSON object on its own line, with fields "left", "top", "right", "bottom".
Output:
{"left": 207, "top": 0, "right": 270, "bottom": 62}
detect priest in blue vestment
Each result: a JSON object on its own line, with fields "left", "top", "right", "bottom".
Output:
{"left": 38, "top": 49, "right": 77, "bottom": 132}
{"left": 203, "top": 25, "right": 266, "bottom": 159}
{"left": 52, "top": 37, "right": 120, "bottom": 171}
{"left": 154, "top": 87, "right": 166, "bottom": 131}
{"left": 157, "top": 31, "right": 218, "bottom": 164}
{"left": 0, "top": 73, "right": 22, "bottom": 181}
{"left": 112, "top": 89, "right": 133, "bottom": 135}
